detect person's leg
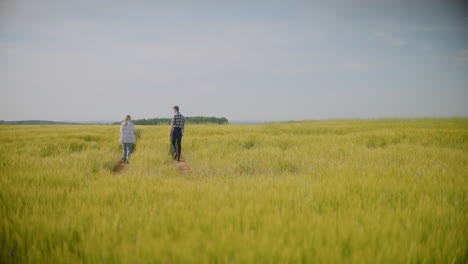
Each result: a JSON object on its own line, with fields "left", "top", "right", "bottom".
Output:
{"left": 176, "top": 134, "right": 182, "bottom": 161}
{"left": 170, "top": 134, "right": 178, "bottom": 158}
{"left": 122, "top": 143, "right": 127, "bottom": 160}
{"left": 127, "top": 143, "right": 133, "bottom": 160}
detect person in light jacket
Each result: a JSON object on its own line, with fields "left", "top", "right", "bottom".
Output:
{"left": 119, "top": 115, "right": 141, "bottom": 163}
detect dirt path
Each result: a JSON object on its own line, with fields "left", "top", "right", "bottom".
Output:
{"left": 113, "top": 147, "right": 137, "bottom": 174}
{"left": 113, "top": 159, "right": 127, "bottom": 174}
{"left": 112, "top": 148, "right": 193, "bottom": 175}
{"left": 174, "top": 153, "right": 194, "bottom": 175}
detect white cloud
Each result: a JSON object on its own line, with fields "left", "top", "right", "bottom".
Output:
{"left": 409, "top": 25, "right": 466, "bottom": 32}
{"left": 455, "top": 49, "right": 468, "bottom": 65}
{"left": 419, "top": 44, "right": 433, "bottom": 51}
{"left": 269, "top": 63, "right": 381, "bottom": 74}
{"left": 372, "top": 32, "right": 406, "bottom": 46}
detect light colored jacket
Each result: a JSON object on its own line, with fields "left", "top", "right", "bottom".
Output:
{"left": 119, "top": 121, "right": 136, "bottom": 143}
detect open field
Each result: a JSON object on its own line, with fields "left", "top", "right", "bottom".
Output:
{"left": 1, "top": 119, "right": 467, "bottom": 263}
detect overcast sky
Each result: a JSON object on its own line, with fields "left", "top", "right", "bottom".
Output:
{"left": 1, "top": 0, "right": 467, "bottom": 121}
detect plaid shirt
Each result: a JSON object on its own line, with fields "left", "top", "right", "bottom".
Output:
{"left": 119, "top": 121, "right": 136, "bottom": 143}
{"left": 171, "top": 112, "right": 185, "bottom": 128}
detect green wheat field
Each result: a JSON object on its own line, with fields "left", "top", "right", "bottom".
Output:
{"left": 1, "top": 119, "right": 467, "bottom": 263}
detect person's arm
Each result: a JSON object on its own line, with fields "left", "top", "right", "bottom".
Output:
{"left": 181, "top": 116, "right": 185, "bottom": 136}
{"left": 134, "top": 130, "right": 141, "bottom": 138}
{"left": 169, "top": 116, "right": 174, "bottom": 136}
{"left": 132, "top": 124, "right": 141, "bottom": 138}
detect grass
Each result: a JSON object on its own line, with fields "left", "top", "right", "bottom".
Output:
{"left": 0, "top": 119, "right": 467, "bottom": 263}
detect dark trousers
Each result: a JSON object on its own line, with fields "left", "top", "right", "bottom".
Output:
{"left": 171, "top": 128, "right": 182, "bottom": 157}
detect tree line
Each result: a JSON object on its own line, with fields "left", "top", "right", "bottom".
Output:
{"left": 0, "top": 120, "right": 78, "bottom": 125}
{"left": 113, "top": 116, "right": 229, "bottom": 125}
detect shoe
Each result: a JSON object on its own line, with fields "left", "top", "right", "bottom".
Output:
{"left": 173, "top": 153, "right": 178, "bottom": 160}
{"left": 177, "top": 155, "right": 181, "bottom": 162}
{"left": 126, "top": 159, "right": 129, "bottom": 164}
{"left": 122, "top": 158, "right": 126, "bottom": 163}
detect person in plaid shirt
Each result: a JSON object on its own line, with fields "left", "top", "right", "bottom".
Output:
{"left": 169, "top": 105, "right": 185, "bottom": 161}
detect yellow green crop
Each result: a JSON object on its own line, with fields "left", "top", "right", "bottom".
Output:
{"left": 1, "top": 119, "right": 467, "bottom": 263}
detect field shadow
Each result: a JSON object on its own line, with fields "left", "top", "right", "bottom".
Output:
{"left": 174, "top": 153, "right": 193, "bottom": 175}
{"left": 112, "top": 144, "right": 137, "bottom": 174}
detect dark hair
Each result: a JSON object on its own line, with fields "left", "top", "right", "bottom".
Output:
{"left": 173, "top": 105, "right": 179, "bottom": 111}
{"left": 125, "top": 115, "right": 131, "bottom": 125}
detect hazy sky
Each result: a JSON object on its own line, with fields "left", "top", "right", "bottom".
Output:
{"left": 1, "top": 0, "right": 467, "bottom": 121}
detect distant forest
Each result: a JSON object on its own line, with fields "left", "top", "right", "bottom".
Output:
{"left": 113, "top": 116, "right": 229, "bottom": 125}
{"left": 0, "top": 117, "right": 229, "bottom": 125}
{"left": 0, "top": 120, "right": 78, "bottom": 125}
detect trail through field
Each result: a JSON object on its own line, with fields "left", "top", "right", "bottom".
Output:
{"left": 113, "top": 159, "right": 127, "bottom": 174}
{"left": 113, "top": 147, "right": 137, "bottom": 174}
{"left": 112, "top": 150, "right": 193, "bottom": 175}
{"left": 174, "top": 153, "right": 194, "bottom": 175}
